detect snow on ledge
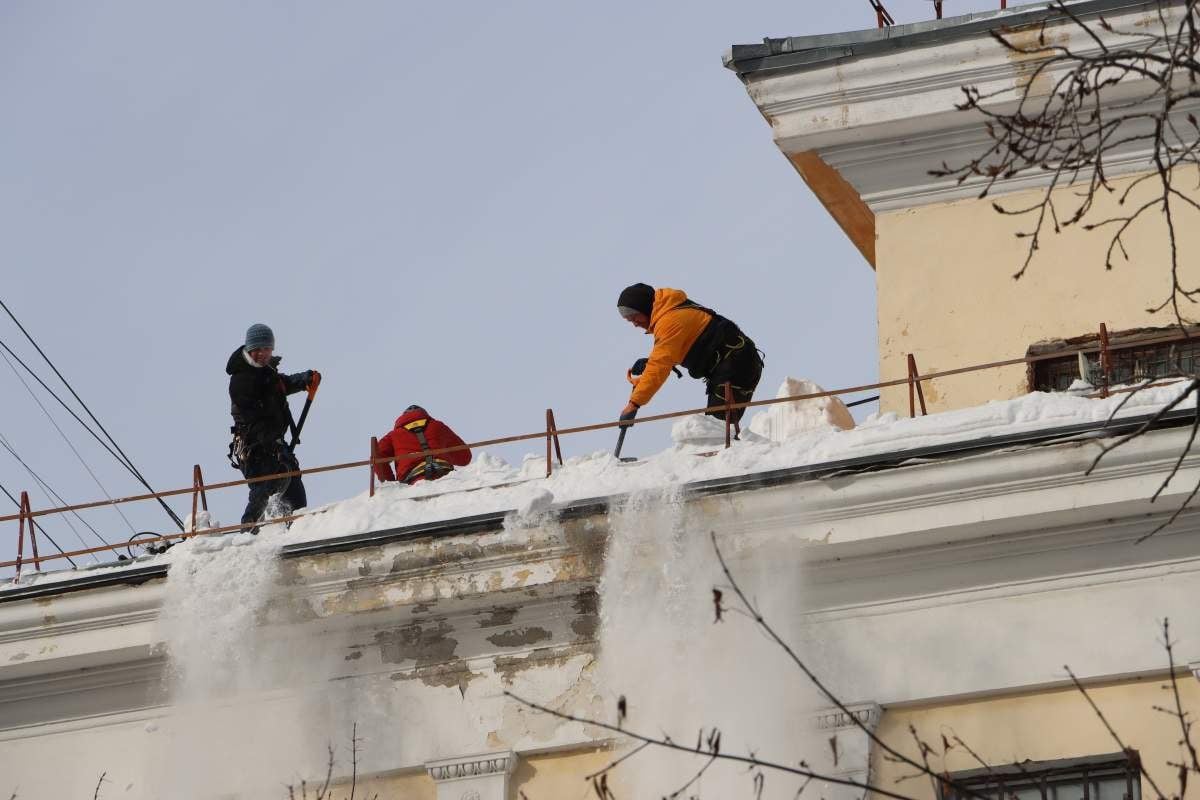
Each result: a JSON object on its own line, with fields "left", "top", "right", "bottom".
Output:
{"left": 8, "top": 380, "right": 1195, "bottom": 590}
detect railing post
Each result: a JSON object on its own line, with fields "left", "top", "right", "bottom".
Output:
{"left": 369, "top": 436, "right": 378, "bottom": 498}
{"left": 545, "top": 409, "right": 563, "bottom": 479}
{"left": 15, "top": 491, "right": 39, "bottom": 579}
{"left": 907, "top": 354, "right": 928, "bottom": 417}
{"left": 191, "top": 464, "right": 208, "bottom": 533}
{"left": 724, "top": 382, "right": 734, "bottom": 449}
{"left": 1098, "top": 323, "right": 1112, "bottom": 398}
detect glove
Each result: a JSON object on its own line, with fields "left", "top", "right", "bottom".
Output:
{"left": 307, "top": 370, "right": 321, "bottom": 391}
{"left": 619, "top": 404, "right": 638, "bottom": 428}
{"left": 628, "top": 358, "right": 682, "bottom": 380}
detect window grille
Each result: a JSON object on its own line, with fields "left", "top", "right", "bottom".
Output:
{"left": 1030, "top": 331, "right": 1200, "bottom": 393}
{"left": 941, "top": 752, "right": 1140, "bottom": 800}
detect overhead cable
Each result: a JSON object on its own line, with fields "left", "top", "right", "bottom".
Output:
{"left": 0, "top": 334, "right": 184, "bottom": 531}
{"left": 0, "top": 298, "right": 184, "bottom": 530}
{"left": 0, "top": 474, "right": 81, "bottom": 568}
{"left": 1, "top": 349, "right": 137, "bottom": 536}
{"left": 0, "top": 431, "right": 110, "bottom": 556}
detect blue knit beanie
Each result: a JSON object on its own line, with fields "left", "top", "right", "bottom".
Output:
{"left": 244, "top": 323, "right": 275, "bottom": 351}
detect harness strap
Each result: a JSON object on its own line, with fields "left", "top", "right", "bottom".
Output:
{"left": 403, "top": 418, "right": 441, "bottom": 481}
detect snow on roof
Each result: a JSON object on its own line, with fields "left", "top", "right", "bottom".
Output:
{"left": 6, "top": 378, "right": 1195, "bottom": 592}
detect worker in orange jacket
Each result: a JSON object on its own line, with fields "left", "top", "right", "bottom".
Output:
{"left": 617, "top": 283, "right": 763, "bottom": 430}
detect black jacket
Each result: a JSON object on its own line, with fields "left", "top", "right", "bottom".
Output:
{"left": 226, "top": 347, "right": 309, "bottom": 447}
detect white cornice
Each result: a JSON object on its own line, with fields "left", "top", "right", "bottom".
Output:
{"left": 740, "top": 3, "right": 1189, "bottom": 210}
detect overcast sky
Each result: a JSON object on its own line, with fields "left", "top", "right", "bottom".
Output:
{"left": 0, "top": 0, "right": 1009, "bottom": 571}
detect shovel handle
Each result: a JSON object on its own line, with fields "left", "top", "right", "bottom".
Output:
{"left": 613, "top": 426, "right": 629, "bottom": 459}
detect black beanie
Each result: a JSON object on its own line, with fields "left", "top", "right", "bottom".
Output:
{"left": 617, "top": 283, "right": 655, "bottom": 316}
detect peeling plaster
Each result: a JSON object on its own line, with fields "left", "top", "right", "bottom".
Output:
{"left": 375, "top": 619, "right": 459, "bottom": 668}
{"left": 486, "top": 626, "right": 552, "bottom": 648}
{"left": 571, "top": 590, "right": 599, "bottom": 642}
{"left": 477, "top": 606, "right": 519, "bottom": 628}
{"left": 389, "top": 658, "right": 479, "bottom": 692}
{"left": 492, "top": 645, "right": 593, "bottom": 686}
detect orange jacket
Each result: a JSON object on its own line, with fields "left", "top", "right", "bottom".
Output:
{"left": 629, "top": 288, "right": 711, "bottom": 407}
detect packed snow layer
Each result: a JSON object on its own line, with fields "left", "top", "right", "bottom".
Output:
{"left": 8, "top": 380, "right": 1196, "bottom": 586}
{"left": 748, "top": 377, "right": 855, "bottom": 441}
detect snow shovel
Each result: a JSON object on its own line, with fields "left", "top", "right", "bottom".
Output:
{"left": 289, "top": 371, "right": 322, "bottom": 449}
{"left": 613, "top": 409, "right": 638, "bottom": 462}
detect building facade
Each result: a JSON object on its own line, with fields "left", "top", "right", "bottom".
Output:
{"left": 1, "top": 3, "right": 1198, "bottom": 799}
{"left": 725, "top": 0, "right": 1200, "bottom": 414}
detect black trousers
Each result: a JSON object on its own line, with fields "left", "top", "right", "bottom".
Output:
{"left": 240, "top": 445, "right": 307, "bottom": 527}
{"left": 704, "top": 338, "right": 764, "bottom": 425}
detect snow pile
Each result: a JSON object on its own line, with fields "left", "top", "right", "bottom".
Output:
{"left": 181, "top": 509, "right": 220, "bottom": 532}
{"left": 598, "top": 488, "right": 827, "bottom": 797}
{"left": 671, "top": 412, "right": 768, "bottom": 449}
{"left": 273, "top": 380, "right": 1193, "bottom": 548}
{"left": 748, "top": 377, "right": 855, "bottom": 442}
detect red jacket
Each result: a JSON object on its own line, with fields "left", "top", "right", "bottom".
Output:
{"left": 374, "top": 409, "right": 471, "bottom": 483}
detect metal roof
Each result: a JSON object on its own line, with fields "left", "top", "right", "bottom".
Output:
{"left": 723, "top": 0, "right": 1157, "bottom": 78}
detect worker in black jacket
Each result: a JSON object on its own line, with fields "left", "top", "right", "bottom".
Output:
{"left": 226, "top": 323, "right": 319, "bottom": 529}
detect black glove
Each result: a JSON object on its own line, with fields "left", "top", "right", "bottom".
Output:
{"left": 629, "top": 358, "right": 682, "bottom": 379}
{"left": 619, "top": 407, "right": 638, "bottom": 428}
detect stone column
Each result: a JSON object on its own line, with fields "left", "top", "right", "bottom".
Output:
{"left": 424, "top": 751, "right": 516, "bottom": 800}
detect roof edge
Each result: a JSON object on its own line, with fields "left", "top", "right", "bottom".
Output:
{"left": 724, "top": 0, "right": 1158, "bottom": 77}
{"left": 2, "top": 404, "right": 1194, "bottom": 604}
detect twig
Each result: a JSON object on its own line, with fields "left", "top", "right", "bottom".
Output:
{"left": 1064, "top": 665, "right": 1169, "bottom": 800}
{"left": 503, "top": 690, "right": 923, "bottom": 800}
{"left": 707, "top": 531, "right": 994, "bottom": 800}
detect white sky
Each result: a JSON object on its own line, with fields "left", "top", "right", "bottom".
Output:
{"left": 0, "top": 0, "right": 1011, "bottom": 571}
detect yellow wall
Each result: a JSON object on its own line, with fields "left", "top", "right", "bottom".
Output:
{"left": 875, "top": 168, "right": 1200, "bottom": 414}
{"left": 873, "top": 674, "right": 1200, "bottom": 800}
{"left": 512, "top": 747, "right": 614, "bottom": 800}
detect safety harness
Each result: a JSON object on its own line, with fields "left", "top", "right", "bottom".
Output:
{"left": 400, "top": 417, "right": 454, "bottom": 484}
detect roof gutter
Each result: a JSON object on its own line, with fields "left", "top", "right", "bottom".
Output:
{"left": 724, "top": 0, "right": 1158, "bottom": 78}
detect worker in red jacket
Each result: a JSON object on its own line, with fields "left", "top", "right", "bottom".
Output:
{"left": 374, "top": 405, "right": 472, "bottom": 485}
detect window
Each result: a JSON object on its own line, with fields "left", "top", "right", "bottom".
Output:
{"left": 1029, "top": 327, "right": 1200, "bottom": 393}
{"left": 942, "top": 753, "right": 1140, "bottom": 800}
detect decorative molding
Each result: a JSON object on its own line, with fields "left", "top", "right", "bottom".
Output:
{"left": 425, "top": 752, "right": 515, "bottom": 800}
{"left": 425, "top": 752, "right": 514, "bottom": 782}
{"left": 814, "top": 702, "right": 882, "bottom": 732}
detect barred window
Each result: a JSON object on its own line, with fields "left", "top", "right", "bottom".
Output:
{"left": 942, "top": 753, "right": 1140, "bottom": 800}
{"left": 1029, "top": 328, "right": 1199, "bottom": 393}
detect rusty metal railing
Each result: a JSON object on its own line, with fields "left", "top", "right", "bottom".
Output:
{"left": 3, "top": 323, "right": 1193, "bottom": 576}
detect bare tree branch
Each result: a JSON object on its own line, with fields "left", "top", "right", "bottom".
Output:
{"left": 1064, "top": 665, "right": 1170, "bottom": 800}
{"left": 934, "top": 0, "right": 1200, "bottom": 325}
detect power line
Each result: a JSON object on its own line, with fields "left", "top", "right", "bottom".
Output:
{"left": 0, "top": 298, "right": 184, "bottom": 530}
{"left": 0, "top": 332, "right": 184, "bottom": 531}
{"left": 1, "top": 349, "right": 137, "bottom": 536}
{"left": 0, "top": 479, "right": 80, "bottom": 569}
{"left": 0, "top": 431, "right": 111, "bottom": 556}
